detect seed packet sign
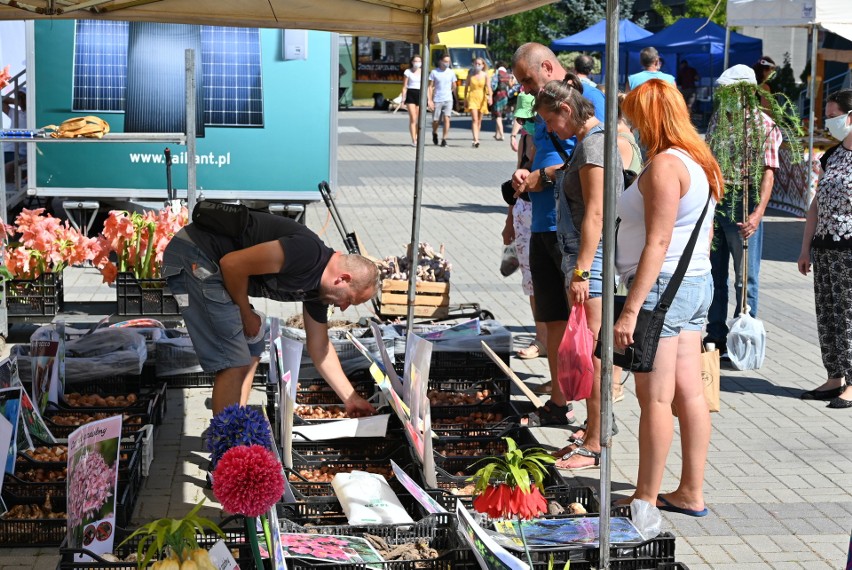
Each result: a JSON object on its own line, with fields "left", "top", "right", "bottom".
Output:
{"left": 0, "top": 388, "right": 22, "bottom": 474}
{"left": 31, "top": 335, "right": 60, "bottom": 414}
{"left": 456, "top": 501, "right": 529, "bottom": 570}
{"left": 18, "top": 387, "right": 56, "bottom": 446}
{"left": 67, "top": 415, "right": 122, "bottom": 561}
{"left": 390, "top": 459, "right": 446, "bottom": 514}
{"left": 0, "top": 414, "right": 13, "bottom": 498}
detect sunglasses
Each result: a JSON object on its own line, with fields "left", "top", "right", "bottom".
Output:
{"left": 516, "top": 117, "right": 533, "bottom": 125}
{"left": 757, "top": 59, "right": 776, "bottom": 68}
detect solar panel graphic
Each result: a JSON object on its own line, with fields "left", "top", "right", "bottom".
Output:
{"left": 71, "top": 21, "right": 263, "bottom": 128}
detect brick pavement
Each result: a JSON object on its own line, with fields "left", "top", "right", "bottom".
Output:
{"left": 1, "top": 109, "right": 848, "bottom": 568}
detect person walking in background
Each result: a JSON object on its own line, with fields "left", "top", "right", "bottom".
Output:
{"left": 704, "top": 65, "right": 781, "bottom": 359}
{"left": 677, "top": 60, "right": 700, "bottom": 114}
{"left": 510, "top": 42, "right": 578, "bottom": 425}
{"left": 533, "top": 79, "right": 624, "bottom": 470}
{"left": 614, "top": 79, "right": 722, "bottom": 517}
{"left": 627, "top": 47, "right": 675, "bottom": 91}
{"left": 753, "top": 56, "right": 777, "bottom": 112}
{"left": 464, "top": 57, "right": 492, "bottom": 148}
{"left": 617, "top": 92, "right": 643, "bottom": 175}
{"left": 573, "top": 54, "right": 606, "bottom": 121}
{"left": 503, "top": 93, "right": 548, "bottom": 361}
{"left": 401, "top": 54, "right": 423, "bottom": 147}
{"left": 490, "top": 62, "right": 513, "bottom": 141}
{"left": 427, "top": 52, "right": 457, "bottom": 148}
{"left": 797, "top": 89, "right": 852, "bottom": 406}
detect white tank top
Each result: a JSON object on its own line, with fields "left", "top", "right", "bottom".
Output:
{"left": 615, "top": 148, "right": 715, "bottom": 281}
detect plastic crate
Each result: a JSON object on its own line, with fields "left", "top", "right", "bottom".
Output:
{"left": 292, "top": 436, "right": 408, "bottom": 462}
{"left": 431, "top": 427, "right": 536, "bottom": 463}
{"left": 50, "top": 384, "right": 163, "bottom": 426}
{"left": 115, "top": 272, "right": 180, "bottom": 316}
{"left": 0, "top": 493, "right": 67, "bottom": 547}
{"left": 56, "top": 515, "right": 257, "bottom": 569}
{"left": 430, "top": 401, "right": 522, "bottom": 438}
{"left": 427, "top": 377, "right": 512, "bottom": 406}
{"left": 275, "top": 512, "right": 469, "bottom": 570}
{"left": 292, "top": 372, "right": 378, "bottom": 405}
{"left": 278, "top": 486, "right": 425, "bottom": 527}
{"left": 395, "top": 349, "right": 511, "bottom": 381}
{"left": 6, "top": 272, "right": 64, "bottom": 317}
{"left": 42, "top": 411, "right": 151, "bottom": 440}
{"left": 287, "top": 459, "right": 405, "bottom": 499}
{"left": 154, "top": 362, "right": 268, "bottom": 389}
{"left": 522, "top": 532, "right": 677, "bottom": 570}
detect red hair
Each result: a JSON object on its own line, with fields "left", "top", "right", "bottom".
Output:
{"left": 623, "top": 80, "right": 723, "bottom": 201}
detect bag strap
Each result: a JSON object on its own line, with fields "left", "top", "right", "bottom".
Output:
{"left": 548, "top": 131, "right": 572, "bottom": 164}
{"left": 655, "top": 191, "right": 712, "bottom": 311}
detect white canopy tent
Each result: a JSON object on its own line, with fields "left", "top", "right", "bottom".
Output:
{"left": 726, "top": 0, "right": 852, "bottom": 208}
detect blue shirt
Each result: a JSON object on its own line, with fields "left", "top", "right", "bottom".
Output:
{"left": 530, "top": 116, "right": 575, "bottom": 233}
{"left": 580, "top": 78, "right": 606, "bottom": 122}
{"left": 628, "top": 70, "right": 676, "bottom": 90}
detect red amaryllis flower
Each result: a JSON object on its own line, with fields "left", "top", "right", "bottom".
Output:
{"left": 212, "top": 444, "right": 285, "bottom": 517}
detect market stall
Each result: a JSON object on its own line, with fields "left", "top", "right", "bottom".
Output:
{"left": 770, "top": 136, "right": 835, "bottom": 216}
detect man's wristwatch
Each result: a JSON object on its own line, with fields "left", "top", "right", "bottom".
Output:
{"left": 574, "top": 267, "right": 591, "bottom": 281}
{"left": 539, "top": 167, "right": 553, "bottom": 187}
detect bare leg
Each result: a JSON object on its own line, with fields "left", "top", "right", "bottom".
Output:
{"left": 664, "top": 331, "right": 710, "bottom": 512}
{"left": 238, "top": 357, "right": 261, "bottom": 407}
{"left": 442, "top": 115, "right": 451, "bottom": 141}
{"left": 212, "top": 365, "right": 251, "bottom": 415}
{"left": 495, "top": 114, "right": 504, "bottom": 139}
{"left": 471, "top": 109, "right": 481, "bottom": 143}
{"left": 408, "top": 104, "right": 419, "bottom": 144}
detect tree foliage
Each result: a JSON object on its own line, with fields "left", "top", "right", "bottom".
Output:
{"left": 653, "top": 0, "right": 726, "bottom": 27}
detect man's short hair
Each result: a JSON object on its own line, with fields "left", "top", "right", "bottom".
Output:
{"left": 512, "top": 42, "right": 556, "bottom": 71}
{"left": 342, "top": 254, "right": 381, "bottom": 294}
{"left": 640, "top": 47, "right": 660, "bottom": 68}
{"left": 574, "top": 54, "right": 594, "bottom": 76}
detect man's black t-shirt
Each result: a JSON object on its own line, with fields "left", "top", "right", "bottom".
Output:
{"left": 185, "top": 212, "right": 334, "bottom": 323}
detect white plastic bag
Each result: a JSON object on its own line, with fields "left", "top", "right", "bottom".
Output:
{"left": 630, "top": 498, "right": 661, "bottom": 539}
{"left": 726, "top": 312, "right": 765, "bottom": 370}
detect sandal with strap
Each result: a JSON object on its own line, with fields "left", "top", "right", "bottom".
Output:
{"left": 555, "top": 446, "right": 601, "bottom": 470}
{"left": 525, "top": 402, "right": 575, "bottom": 427}
{"left": 518, "top": 340, "right": 546, "bottom": 360}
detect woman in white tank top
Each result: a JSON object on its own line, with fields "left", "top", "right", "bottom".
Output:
{"left": 401, "top": 55, "right": 423, "bottom": 146}
{"left": 614, "top": 80, "right": 723, "bottom": 518}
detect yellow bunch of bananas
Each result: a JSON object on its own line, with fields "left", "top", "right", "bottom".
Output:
{"left": 43, "top": 116, "right": 110, "bottom": 139}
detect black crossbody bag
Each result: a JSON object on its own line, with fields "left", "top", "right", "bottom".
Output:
{"left": 595, "top": 192, "right": 712, "bottom": 372}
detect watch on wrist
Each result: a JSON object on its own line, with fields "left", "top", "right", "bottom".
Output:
{"left": 574, "top": 267, "right": 591, "bottom": 281}
{"left": 539, "top": 167, "right": 552, "bottom": 187}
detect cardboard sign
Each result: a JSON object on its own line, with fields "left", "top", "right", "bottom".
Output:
{"left": 0, "top": 388, "right": 22, "bottom": 474}
{"left": 31, "top": 337, "right": 59, "bottom": 414}
{"left": 266, "top": 494, "right": 288, "bottom": 569}
{"left": 67, "top": 416, "right": 122, "bottom": 561}
{"left": 369, "top": 322, "right": 402, "bottom": 395}
{"left": 0, "top": 357, "right": 21, "bottom": 389}
{"left": 391, "top": 459, "right": 446, "bottom": 514}
{"left": 403, "top": 333, "right": 432, "bottom": 463}
{"left": 208, "top": 540, "right": 241, "bottom": 570}
{"left": 18, "top": 388, "right": 56, "bottom": 446}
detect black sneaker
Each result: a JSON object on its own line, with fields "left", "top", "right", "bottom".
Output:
{"left": 432, "top": 132, "right": 439, "bottom": 145}
{"left": 441, "top": 139, "right": 447, "bottom": 147}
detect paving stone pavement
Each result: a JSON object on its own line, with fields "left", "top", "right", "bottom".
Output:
{"left": 1, "top": 109, "right": 848, "bottom": 568}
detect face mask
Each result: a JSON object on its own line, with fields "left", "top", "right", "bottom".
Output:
{"left": 523, "top": 121, "right": 536, "bottom": 135}
{"left": 826, "top": 111, "right": 852, "bottom": 141}
{"left": 439, "top": 62, "right": 449, "bottom": 70}
{"left": 412, "top": 62, "right": 421, "bottom": 70}
{"left": 474, "top": 64, "right": 483, "bottom": 72}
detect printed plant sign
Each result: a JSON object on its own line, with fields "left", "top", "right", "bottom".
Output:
{"left": 31, "top": 338, "right": 59, "bottom": 414}
{"left": 0, "top": 388, "right": 22, "bottom": 474}
{"left": 278, "top": 533, "right": 384, "bottom": 568}
{"left": 67, "top": 415, "right": 122, "bottom": 561}
{"left": 18, "top": 388, "right": 56, "bottom": 446}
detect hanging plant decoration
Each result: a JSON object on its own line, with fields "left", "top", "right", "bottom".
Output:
{"left": 707, "top": 81, "right": 806, "bottom": 221}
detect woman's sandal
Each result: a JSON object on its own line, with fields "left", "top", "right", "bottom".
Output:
{"left": 525, "top": 402, "right": 574, "bottom": 427}
{"left": 555, "top": 446, "right": 601, "bottom": 470}
{"left": 518, "top": 340, "right": 546, "bottom": 360}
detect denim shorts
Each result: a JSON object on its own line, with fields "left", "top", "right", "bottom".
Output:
{"left": 162, "top": 230, "right": 265, "bottom": 373}
{"left": 636, "top": 271, "right": 713, "bottom": 337}
{"left": 561, "top": 241, "right": 604, "bottom": 299}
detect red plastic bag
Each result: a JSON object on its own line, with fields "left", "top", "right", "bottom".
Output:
{"left": 557, "top": 303, "right": 595, "bottom": 401}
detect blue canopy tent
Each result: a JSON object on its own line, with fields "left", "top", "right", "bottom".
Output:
{"left": 551, "top": 19, "right": 652, "bottom": 86}
{"left": 622, "top": 18, "right": 762, "bottom": 86}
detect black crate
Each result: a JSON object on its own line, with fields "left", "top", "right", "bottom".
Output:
{"left": 6, "top": 272, "right": 64, "bottom": 317}
{"left": 292, "top": 436, "right": 407, "bottom": 462}
{"left": 291, "top": 372, "right": 378, "bottom": 405}
{"left": 64, "top": 375, "right": 144, "bottom": 396}
{"left": 54, "top": 383, "right": 167, "bottom": 426}
{"left": 15, "top": 438, "right": 140, "bottom": 471}
{"left": 525, "top": 532, "right": 678, "bottom": 570}
{"left": 431, "top": 427, "right": 536, "bottom": 464}
{"left": 42, "top": 411, "right": 151, "bottom": 440}
{"left": 275, "top": 512, "right": 467, "bottom": 570}
{"left": 430, "top": 401, "right": 521, "bottom": 438}
{"left": 155, "top": 363, "right": 268, "bottom": 389}
{"left": 287, "top": 458, "right": 406, "bottom": 499}
{"left": 395, "top": 348, "right": 510, "bottom": 381}
{"left": 115, "top": 272, "right": 180, "bottom": 316}
{"left": 0, "top": 493, "right": 67, "bottom": 547}
{"left": 424, "top": 481, "right": 599, "bottom": 513}
{"left": 427, "top": 377, "right": 511, "bottom": 406}
{"left": 56, "top": 515, "right": 257, "bottom": 569}
{"left": 278, "top": 486, "right": 425, "bottom": 527}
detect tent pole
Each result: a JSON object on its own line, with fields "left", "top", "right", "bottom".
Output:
{"left": 185, "top": 48, "right": 197, "bottom": 214}
{"left": 723, "top": 26, "right": 731, "bottom": 70}
{"left": 807, "top": 23, "right": 818, "bottom": 206}
{"left": 600, "top": 1, "right": 620, "bottom": 568}
{"left": 406, "top": 4, "right": 432, "bottom": 329}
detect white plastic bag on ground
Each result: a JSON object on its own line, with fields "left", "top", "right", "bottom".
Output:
{"left": 726, "top": 312, "right": 766, "bottom": 370}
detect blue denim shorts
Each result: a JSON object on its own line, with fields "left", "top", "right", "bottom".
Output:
{"left": 637, "top": 272, "right": 713, "bottom": 337}
{"left": 561, "top": 241, "right": 604, "bottom": 299}
{"left": 162, "top": 230, "right": 265, "bottom": 373}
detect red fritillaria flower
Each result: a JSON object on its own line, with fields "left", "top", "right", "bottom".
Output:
{"left": 212, "top": 444, "right": 285, "bottom": 517}
{"left": 474, "top": 483, "right": 548, "bottom": 520}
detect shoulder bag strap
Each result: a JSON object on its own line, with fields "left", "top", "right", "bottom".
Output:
{"left": 655, "top": 192, "right": 712, "bottom": 311}
{"left": 547, "top": 131, "right": 572, "bottom": 164}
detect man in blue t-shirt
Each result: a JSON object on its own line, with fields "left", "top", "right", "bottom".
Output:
{"left": 509, "top": 42, "right": 581, "bottom": 427}
{"left": 627, "top": 47, "right": 676, "bottom": 91}
{"left": 573, "top": 54, "right": 606, "bottom": 122}
{"left": 428, "top": 52, "right": 458, "bottom": 147}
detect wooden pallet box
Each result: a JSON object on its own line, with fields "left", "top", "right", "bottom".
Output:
{"left": 379, "top": 279, "right": 450, "bottom": 318}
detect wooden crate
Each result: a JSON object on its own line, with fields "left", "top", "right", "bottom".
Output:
{"left": 379, "top": 279, "right": 450, "bottom": 318}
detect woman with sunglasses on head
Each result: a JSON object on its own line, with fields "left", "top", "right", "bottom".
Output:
{"left": 752, "top": 56, "right": 776, "bottom": 113}
{"left": 614, "top": 79, "right": 723, "bottom": 516}
{"left": 532, "top": 77, "right": 624, "bottom": 469}
{"left": 798, "top": 89, "right": 852, "bottom": 407}
{"left": 464, "top": 57, "right": 493, "bottom": 148}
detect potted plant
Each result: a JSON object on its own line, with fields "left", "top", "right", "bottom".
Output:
{"left": 3, "top": 207, "right": 96, "bottom": 315}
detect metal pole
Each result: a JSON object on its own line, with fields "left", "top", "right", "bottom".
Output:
{"left": 406, "top": 4, "right": 432, "bottom": 329}
{"left": 807, "top": 24, "right": 818, "bottom": 203}
{"left": 185, "top": 49, "right": 198, "bottom": 214}
{"left": 600, "top": 1, "right": 621, "bottom": 567}
{"left": 723, "top": 26, "right": 731, "bottom": 70}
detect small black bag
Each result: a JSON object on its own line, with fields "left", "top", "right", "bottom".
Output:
{"left": 595, "top": 194, "right": 712, "bottom": 372}
{"left": 191, "top": 200, "right": 249, "bottom": 239}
